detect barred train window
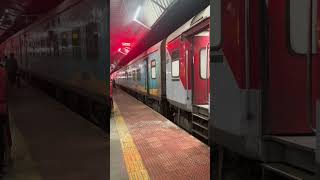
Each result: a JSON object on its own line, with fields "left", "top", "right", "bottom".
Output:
{"left": 289, "top": 0, "right": 318, "bottom": 54}
{"left": 171, "top": 50, "right": 180, "bottom": 78}
{"left": 72, "top": 29, "right": 81, "bottom": 57}
{"left": 86, "top": 22, "right": 99, "bottom": 59}
{"left": 200, "top": 48, "right": 209, "bottom": 79}
{"left": 137, "top": 68, "right": 141, "bottom": 81}
{"left": 133, "top": 70, "right": 136, "bottom": 81}
{"left": 128, "top": 71, "right": 132, "bottom": 79}
{"left": 151, "top": 60, "right": 156, "bottom": 79}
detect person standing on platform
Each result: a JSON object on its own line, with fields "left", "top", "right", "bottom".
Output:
{"left": 5, "top": 53, "right": 18, "bottom": 86}
{"left": 112, "top": 78, "right": 116, "bottom": 88}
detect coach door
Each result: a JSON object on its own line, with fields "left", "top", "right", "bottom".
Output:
{"left": 192, "top": 30, "right": 210, "bottom": 107}
{"left": 266, "top": 0, "right": 318, "bottom": 134}
{"left": 144, "top": 59, "right": 149, "bottom": 94}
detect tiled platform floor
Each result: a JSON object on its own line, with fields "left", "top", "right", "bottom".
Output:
{"left": 112, "top": 88, "right": 210, "bottom": 180}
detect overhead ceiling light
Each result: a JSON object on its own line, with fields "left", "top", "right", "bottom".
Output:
{"left": 133, "top": 6, "right": 141, "bottom": 21}
{"left": 132, "top": 5, "right": 150, "bottom": 29}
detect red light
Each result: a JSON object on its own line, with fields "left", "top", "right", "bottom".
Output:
{"left": 117, "top": 42, "right": 132, "bottom": 55}
{"left": 118, "top": 47, "right": 130, "bottom": 55}
{"left": 121, "top": 42, "right": 131, "bottom": 47}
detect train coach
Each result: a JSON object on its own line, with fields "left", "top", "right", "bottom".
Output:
{"left": 210, "top": 0, "right": 320, "bottom": 179}
{"left": 114, "top": 5, "right": 210, "bottom": 142}
{"left": 0, "top": 0, "right": 110, "bottom": 130}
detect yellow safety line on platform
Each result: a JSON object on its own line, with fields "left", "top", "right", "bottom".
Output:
{"left": 113, "top": 102, "right": 150, "bottom": 180}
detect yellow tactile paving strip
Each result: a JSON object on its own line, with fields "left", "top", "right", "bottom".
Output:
{"left": 113, "top": 102, "right": 150, "bottom": 180}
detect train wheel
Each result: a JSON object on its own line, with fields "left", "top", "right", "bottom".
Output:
{"left": 78, "top": 97, "right": 91, "bottom": 120}
{"left": 90, "top": 103, "right": 108, "bottom": 132}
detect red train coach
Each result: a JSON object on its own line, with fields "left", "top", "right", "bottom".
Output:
{"left": 211, "top": 0, "right": 320, "bottom": 179}
{"left": 165, "top": 6, "right": 210, "bottom": 141}
{"left": 114, "top": 6, "right": 210, "bottom": 143}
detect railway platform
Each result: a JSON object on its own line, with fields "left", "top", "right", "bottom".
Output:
{"left": 2, "top": 83, "right": 108, "bottom": 180}
{"left": 111, "top": 88, "right": 210, "bottom": 179}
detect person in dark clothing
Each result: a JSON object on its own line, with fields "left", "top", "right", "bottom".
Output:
{"left": 5, "top": 53, "right": 18, "bottom": 85}
{"left": 112, "top": 79, "right": 116, "bottom": 88}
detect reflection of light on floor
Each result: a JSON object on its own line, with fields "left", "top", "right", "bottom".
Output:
{"left": 113, "top": 102, "right": 150, "bottom": 180}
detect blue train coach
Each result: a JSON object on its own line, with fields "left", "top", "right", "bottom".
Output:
{"left": 0, "top": 0, "right": 110, "bottom": 130}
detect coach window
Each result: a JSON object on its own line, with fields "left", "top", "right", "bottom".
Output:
{"left": 61, "top": 32, "right": 69, "bottom": 55}
{"left": 289, "top": 0, "right": 317, "bottom": 54}
{"left": 211, "top": 0, "right": 221, "bottom": 48}
{"left": 171, "top": 50, "right": 180, "bottom": 79}
{"left": 151, "top": 60, "right": 156, "bottom": 79}
{"left": 200, "top": 48, "right": 209, "bottom": 79}
{"left": 41, "top": 39, "right": 45, "bottom": 56}
{"left": 52, "top": 33, "right": 59, "bottom": 56}
{"left": 72, "top": 29, "right": 81, "bottom": 57}
{"left": 37, "top": 40, "right": 41, "bottom": 56}
{"left": 137, "top": 68, "right": 141, "bottom": 81}
{"left": 128, "top": 71, "right": 132, "bottom": 79}
{"left": 132, "top": 70, "right": 135, "bottom": 81}
{"left": 133, "top": 70, "right": 136, "bottom": 81}
{"left": 86, "top": 22, "right": 99, "bottom": 59}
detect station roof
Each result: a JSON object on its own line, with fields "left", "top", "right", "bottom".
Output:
{"left": 0, "top": 0, "right": 64, "bottom": 43}
{"left": 0, "top": 0, "right": 210, "bottom": 73}
{"left": 110, "top": 0, "right": 177, "bottom": 69}
{"left": 110, "top": 0, "right": 210, "bottom": 73}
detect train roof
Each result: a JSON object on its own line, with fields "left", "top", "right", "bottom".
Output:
{"left": 127, "top": 41, "right": 162, "bottom": 65}
{"left": 167, "top": 5, "right": 210, "bottom": 43}
{"left": 116, "top": 41, "right": 162, "bottom": 72}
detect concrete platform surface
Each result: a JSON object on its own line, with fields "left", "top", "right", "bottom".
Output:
{"left": 3, "top": 84, "right": 108, "bottom": 180}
